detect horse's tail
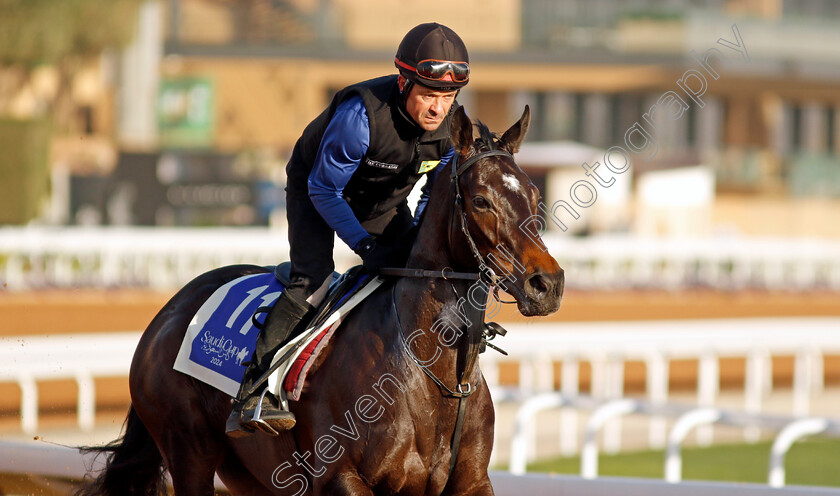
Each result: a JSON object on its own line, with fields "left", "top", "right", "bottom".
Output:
{"left": 75, "top": 406, "right": 167, "bottom": 496}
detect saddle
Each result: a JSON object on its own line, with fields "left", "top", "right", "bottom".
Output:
{"left": 267, "top": 262, "right": 367, "bottom": 340}
{"left": 253, "top": 263, "right": 382, "bottom": 404}
{"left": 172, "top": 264, "right": 382, "bottom": 401}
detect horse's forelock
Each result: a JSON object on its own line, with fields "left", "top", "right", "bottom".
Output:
{"left": 473, "top": 121, "right": 500, "bottom": 154}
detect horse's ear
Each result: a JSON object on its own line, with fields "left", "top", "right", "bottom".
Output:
{"left": 499, "top": 105, "right": 530, "bottom": 154}
{"left": 450, "top": 105, "right": 474, "bottom": 156}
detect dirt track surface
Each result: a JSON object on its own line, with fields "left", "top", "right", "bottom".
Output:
{"left": 1, "top": 288, "right": 838, "bottom": 418}
{"left": 0, "top": 289, "right": 171, "bottom": 335}
{"left": 2, "top": 288, "right": 840, "bottom": 336}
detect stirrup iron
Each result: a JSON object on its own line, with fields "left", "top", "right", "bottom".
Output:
{"left": 246, "top": 389, "right": 281, "bottom": 436}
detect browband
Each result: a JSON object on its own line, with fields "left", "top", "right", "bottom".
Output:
{"left": 450, "top": 149, "right": 512, "bottom": 179}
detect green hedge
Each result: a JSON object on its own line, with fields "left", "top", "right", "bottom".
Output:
{"left": 0, "top": 118, "right": 51, "bottom": 224}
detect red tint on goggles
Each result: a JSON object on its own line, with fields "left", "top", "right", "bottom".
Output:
{"left": 395, "top": 58, "right": 470, "bottom": 83}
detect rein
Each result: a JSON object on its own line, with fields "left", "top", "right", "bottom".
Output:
{"left": 390, "top": 284, "right": 482, "bottom": 398}
{"left": 378, "top": 267, "right": 479, "bottom": 281}
{"left": 383, "top": 147, "right": 514, "bottom": 478}
{"left": 389, "top": 280, "right": 489, "bottom": 478}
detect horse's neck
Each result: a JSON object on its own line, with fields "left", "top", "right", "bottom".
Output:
{"left": 392, "top": 276, "right": 473, "bottom": 378}
{"left": 392, "top": 169, "right": 481, "bottom": 380}
{"left": 396, "top": 220, "right": 480, "bottom": 382}
{"left": 408, "top": 177, "right": 453, "bottom": 270}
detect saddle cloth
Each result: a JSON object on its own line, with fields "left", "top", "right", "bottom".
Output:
{"left": 173, "top": 268, "right": 381, "bottom": 399}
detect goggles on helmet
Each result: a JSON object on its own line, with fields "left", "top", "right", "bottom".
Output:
{"left": 395, "top": 58, "right": 470, "bottom": 83}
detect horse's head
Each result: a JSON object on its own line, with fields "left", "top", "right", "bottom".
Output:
{"left": 446, "top": 105, "right": 564, "bottom": 316}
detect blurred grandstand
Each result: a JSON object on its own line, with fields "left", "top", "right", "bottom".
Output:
{"left": 2, "top": 0, "right": 840, "bottom": 241}
{"left": 2, "top": 1, "right": 840, "bottom": 493}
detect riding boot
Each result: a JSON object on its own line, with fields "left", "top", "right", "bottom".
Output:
{"left": 225, "top": 291, "right": 314, "bottom": 437}
{"left": 224, "top": 362, "right": 264, "bottom": 438}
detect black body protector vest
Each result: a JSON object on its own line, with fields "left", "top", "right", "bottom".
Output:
{"left": 285, "top": 75, "right": 456, "bottom": 234}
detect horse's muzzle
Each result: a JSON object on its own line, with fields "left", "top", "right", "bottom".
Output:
{"left": 520, "top": 269, "right": 564, "bottom": 316}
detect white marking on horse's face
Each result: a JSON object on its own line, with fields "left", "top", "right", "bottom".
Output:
{"left": 502, "top": 173, "right": 521, "bottom": 192}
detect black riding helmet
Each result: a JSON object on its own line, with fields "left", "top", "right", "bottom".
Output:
{"left": 395, "top": 23, "right": 470, "bottom": 92}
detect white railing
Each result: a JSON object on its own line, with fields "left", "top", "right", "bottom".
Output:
{"left": 482, "top": 317, "right": 840, "bottom": 463}
{"left": 2, "top": 318, "right": 838, "bottom": 449}
{"left": 0, "top": 332, "right": 140, "bottom": 433}
{"left": 0, "top": 226, "right": 300, "bottom": 291}
{"left": 1, "top": 318, "right": 838, "bottom": 491}
{"left": 545, "top": 234, "right": 840, "bottom": 291}
{"left": 2, "top": 227, "right": 840, "bottom": 291}
{"left": 506, "top": 393, "right": 840, "bottom": 488}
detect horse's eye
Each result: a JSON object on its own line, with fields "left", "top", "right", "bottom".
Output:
{"left": 472, "top": 196, "right": 489, "bottom": 209}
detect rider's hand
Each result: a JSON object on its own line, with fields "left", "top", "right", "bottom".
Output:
{"left": 353, "top": 236, "right": 408, "bottom": 273}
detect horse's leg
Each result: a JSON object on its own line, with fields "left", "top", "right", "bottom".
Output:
{"left": 133, "top": 349, "right": 226, "bottom": 495}
{"left": 132, "top": 368, "right": 226, "bottom": 495}
{"left": 154, "top": 420, "right": 226, "bottom": 496}
{"left": 442, "top": 471, "right": 494, "bottom": 496}
{"left": 129, "top": 267, "right": 273, "bottom": 495}
{"left": 440, "top": 446, "right": 495, "bottom": 495}
{"left": 132, "top": 341, "right": 226, "bottom": 495}
{"left": 439, "top": 440, "right": 495, "bottom": 496}
{"left": 440, "top": 388, "right": 496, "bottom": 496}
{"left": 216, "top": 448, "right": 275, "bottom": 496}
{"left": 317, "top": 472, "right": 374, "bottom": 495}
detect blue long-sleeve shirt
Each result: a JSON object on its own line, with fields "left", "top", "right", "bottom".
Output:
{"left": 307, "top": 95, "right": 453, "bottom": 250}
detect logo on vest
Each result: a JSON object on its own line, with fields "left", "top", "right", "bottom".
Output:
{"left": 419, "top": 160, "right": 440, "bottom": 174}
{"left": 364, "top": 158, "right": 399, "bottom": 170}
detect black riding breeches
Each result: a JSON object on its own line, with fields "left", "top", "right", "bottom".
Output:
{"left": 284, "top": 189, "right": 414, "bottom": 302}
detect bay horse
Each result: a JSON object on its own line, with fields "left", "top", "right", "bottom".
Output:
{"left": 77, "top": 105, "right": 563, "bottom": 496}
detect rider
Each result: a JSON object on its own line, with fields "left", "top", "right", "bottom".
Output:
{"left": 226, "top": 22, "right": 470, "bottom": 437}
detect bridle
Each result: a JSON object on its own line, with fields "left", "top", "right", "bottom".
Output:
{"left": 450, "top": 148, "right": 513, "bottom": 283}
{"left": 385, "top": 145, "right": 516, "bottom": 384}
{"left": 381, "top": 146, "right": 515, "bottom": 285}
{"left": 385, "top": 146, "right": 514, "bottom": 477}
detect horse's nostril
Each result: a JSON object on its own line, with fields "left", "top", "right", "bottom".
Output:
{"left": 528, "top": 274, "right": 549, "bottom": 295}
